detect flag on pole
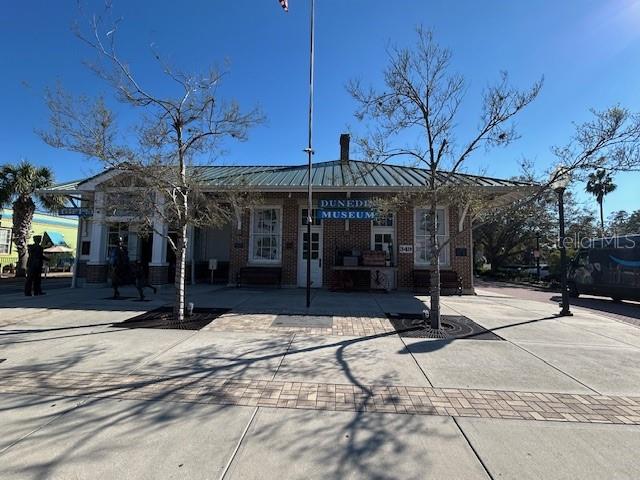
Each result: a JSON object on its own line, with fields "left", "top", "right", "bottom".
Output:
{"left": 278, "top": 0, "right": 288, "bottom": 12}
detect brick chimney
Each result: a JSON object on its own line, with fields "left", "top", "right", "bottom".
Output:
{"left": 340, "top": 133, "right": 350, "bottom": 164}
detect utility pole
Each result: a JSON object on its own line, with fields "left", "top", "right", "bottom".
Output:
{"left": 304, "top": 0, "right": 316, "bottom": 309}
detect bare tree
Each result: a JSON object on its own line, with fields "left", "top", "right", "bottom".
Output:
{"left": 552, "top": 107, "right": 640, "bottom": 176}
{"left": 40, "top": 9, "right": 263, "bottom": 322}
{"left": 347, "top": 27, "right": 542, "bottom": 329}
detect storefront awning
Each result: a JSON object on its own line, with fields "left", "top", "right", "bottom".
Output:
{"left": 43, "top": 231, "right": 68, "bottom": 247}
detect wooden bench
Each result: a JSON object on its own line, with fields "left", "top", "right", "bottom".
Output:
{"left": 413, "top": 269, "right": 462, "bottom": 295}
{"left": 238, "top": 267, "right": 282, "bottom": 287}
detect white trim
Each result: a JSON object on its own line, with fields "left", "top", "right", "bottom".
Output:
{"left": 413, "top": 206, "right": 450, "bottom": 267}
{"left": 298, "top": 204, "right": 322, "bottom": 227}
{"left": 248, "top": 205, "right": 283, "bottom": 265}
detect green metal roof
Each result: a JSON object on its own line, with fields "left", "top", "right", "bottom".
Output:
{"left": 192, "top": 160, "right": 533, "bottom": 189}
{"left": 49, "top": 160, "right": 533, "bottom": 192}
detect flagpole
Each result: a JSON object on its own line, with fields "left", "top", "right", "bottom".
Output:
{"left": 305, "top": 0, "right": 315, "bottom": 308}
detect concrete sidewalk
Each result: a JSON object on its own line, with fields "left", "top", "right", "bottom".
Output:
{"left": 1, "top": 285, "right": 639, "bottom": 479}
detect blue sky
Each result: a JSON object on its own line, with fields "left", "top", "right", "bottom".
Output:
{"left": 1, "top": 0, "right": 639, "bottom": 217}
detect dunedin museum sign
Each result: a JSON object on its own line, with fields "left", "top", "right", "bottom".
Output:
{"left": 318, "top": 199, "right": 375, "bottom": 220}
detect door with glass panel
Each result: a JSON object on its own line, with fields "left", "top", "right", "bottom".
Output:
{"left": 298, "top": 208, "right": 323, "bottom": 288}
{"left": 371, "top": 212, "right": 395, "bottom": 266}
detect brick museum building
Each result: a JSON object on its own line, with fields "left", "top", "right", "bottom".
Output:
{"left": 45, "top": 135, "right": 530, "bottom": 294}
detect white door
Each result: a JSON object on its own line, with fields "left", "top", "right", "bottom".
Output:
{"left": 298, "top": 227, "right": 323, "bottom": 288}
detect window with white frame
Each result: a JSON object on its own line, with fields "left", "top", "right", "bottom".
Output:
{"left": 0, "top": 228, "right": 12, "bottom": 254}
{"left": 414, "top": 208, "right": 449, "bottom": 266}
{"left": 250, "top": 207, "right": 282, "bottom": 263}
{"left": 372, "top": 212, "right": 395, "bottom": 265}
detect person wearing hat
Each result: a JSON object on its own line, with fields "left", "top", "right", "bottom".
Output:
{"left": 24, "top": 235, "right": 49, "bottom": 296}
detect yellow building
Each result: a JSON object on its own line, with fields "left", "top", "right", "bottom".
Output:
{"left": 0, "top": 208, "right": 79, "bottom": 274}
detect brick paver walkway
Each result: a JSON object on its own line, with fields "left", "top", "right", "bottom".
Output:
{"left": 2, "top": 368, "right": 639, "bottom": 426}
{"left": 205, "top": 313, "right": 395, "bottom": 337}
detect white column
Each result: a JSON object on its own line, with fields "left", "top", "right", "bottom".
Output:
{"left": 71, "top": 214, "right": 83, "bottom": 288}
{"left": 88, "top": 192, "right": 107, "bottom": 265}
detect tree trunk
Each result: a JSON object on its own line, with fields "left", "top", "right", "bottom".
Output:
{"left": 12, "top": 197, "right": 36, "bottom": 278}
{"left": 599, "top": 200, "right": 604, "bottom": 236}
{"left": 174, "top": 118, "right": 188, "bottom": 324}
{"left": 173, "top": 224, "right": 188, "bottom": 324}
{"left": 429, "top": 196, "right": 441, "bottom": 330}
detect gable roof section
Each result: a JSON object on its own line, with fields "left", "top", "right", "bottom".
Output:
{"left": 46, "top": 160, "right": 534, "bottom": 192}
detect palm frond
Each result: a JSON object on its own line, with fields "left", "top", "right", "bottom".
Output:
{"left": 38, "top": 194, "right": 67, "bottom": 213}
{"left": 0, "top": 161, "right": 61, "bottom": 211}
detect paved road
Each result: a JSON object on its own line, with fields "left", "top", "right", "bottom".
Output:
{"left": 474, "top": 279, "right": 640, "bottom": 327}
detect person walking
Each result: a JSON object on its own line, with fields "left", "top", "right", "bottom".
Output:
{"left": 109, "top": 238, "right": 131, "bottom": 299}
{"left": 24, "top": 235, "right": 49, "bottom": 296}
{"left": 133, "top": 260, "right": 157, "bottom": 301}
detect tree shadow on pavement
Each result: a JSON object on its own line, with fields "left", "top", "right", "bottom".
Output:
{"left": 0, "top": 325, "right": 459, "bottom": 479}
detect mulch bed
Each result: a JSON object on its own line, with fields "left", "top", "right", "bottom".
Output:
{"left": 112, "top": 307, "right": 230, "bottom": 331}
{"left": 386, "top": 313, "right": 504, "bottom": 341}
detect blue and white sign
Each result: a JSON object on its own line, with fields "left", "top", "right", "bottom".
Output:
{"left": 318, "top": 199, "right": 375, "bottom": 221}
{"left": 319, "top": 199, "right": 372, "bottom": 209}
{"left": 319, "top": 210, "right": 375, "bottom": 220}
{"left": 58, "top": 207, "right": 93, "bottom": 217}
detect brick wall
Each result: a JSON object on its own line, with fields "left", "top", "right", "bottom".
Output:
{"left": 229, "top": 209, "right": 250, "bottom": 285}
{"left": 149, "top": 265, "right": 169, "bottom": 285}
{"left": 76, "top": 260, "right": 88, "bottom": 279}
{"left": 86, "top": 264, "right": 108, "bottom": 284}
{"left": 323, "top": 218, "right": 371, "bottom": 289}
{"left": 281, "top": 201, "right": 298, "bottom": 286}
{"left": 396, "top": 208, "right": 414, "bottom": 289}
{"left": 226, "top": 194, "right": 475, "bottom": 293}
{"left": 448, "top": 207, "right": 474, "bottom": 292}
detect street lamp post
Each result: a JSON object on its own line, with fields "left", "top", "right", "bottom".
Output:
{"left": 551, "top": 168, "right": 573, "bottom": 317}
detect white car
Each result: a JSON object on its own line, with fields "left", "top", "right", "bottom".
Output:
{"left": 522, "top": 265, "right": 550, "bottom": 279}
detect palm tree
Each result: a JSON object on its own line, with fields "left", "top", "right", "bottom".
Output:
{"left": 0, "top": 161, "right": 66, "bottom": 277}
{"left": 585, "top": 169, "right": 617, "bottom": 236}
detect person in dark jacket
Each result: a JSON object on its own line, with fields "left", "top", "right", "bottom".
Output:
{"left": 133, "top": 260, "right": 157, "bottom": 301}
{"left": 25, "top": 236, "right": 49, "bottom": 296}
{"left": 109, "top": 238, "right": 131, "bottom": 299}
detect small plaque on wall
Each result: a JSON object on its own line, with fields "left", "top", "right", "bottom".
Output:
{"left": 399, "top": 245, "right": 413, "bottom": 254}
{"left": 234, "top": 242, "right": 244, "bottom": 249}
{"left": 455, "top": 247, "right": 468, "bottom": 257}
